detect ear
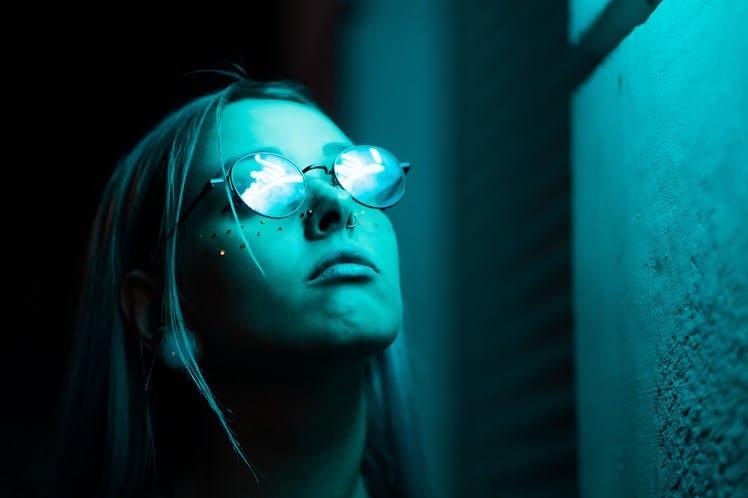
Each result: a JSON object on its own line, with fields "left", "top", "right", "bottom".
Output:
{"left": 120, "top": 269, "right": 164, "bottom": 351}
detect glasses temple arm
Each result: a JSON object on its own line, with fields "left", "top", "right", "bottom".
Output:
{"left": 173, "top": 178, "right": 226, "bottom": 232}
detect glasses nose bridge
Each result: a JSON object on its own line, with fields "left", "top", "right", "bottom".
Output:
{"left": 303, "top": 162, "right": 338, "bottom": 181}
{"left": 303, "top": 163, "right": 342, "bottom": 191}
{"left": 306, "top": 171, "right": 350, "bottom": 206}
{"left": 302, "top": 164, "right": 357, "bottom": 239}
{"left": 303, "top": 162, "right": 356, "bottom": 216}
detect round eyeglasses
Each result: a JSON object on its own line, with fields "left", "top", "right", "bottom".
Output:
{"left": 176, "top": 145, "right": 410, "bottom": 228}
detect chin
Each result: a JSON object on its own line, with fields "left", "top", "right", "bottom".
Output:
{"left": 301, "top": 322, "right": 400, "bottom": 361}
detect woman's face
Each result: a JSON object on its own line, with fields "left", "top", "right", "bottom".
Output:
{"left": 176, "top": 98, "right": 403, "bottom": 371}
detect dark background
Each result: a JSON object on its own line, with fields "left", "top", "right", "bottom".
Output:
{"left": 7, "top": 3, "right": 346, "bottom": 495}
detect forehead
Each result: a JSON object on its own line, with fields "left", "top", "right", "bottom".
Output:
{"left": 194, "top": 98, "right": 351, "bottom": 177}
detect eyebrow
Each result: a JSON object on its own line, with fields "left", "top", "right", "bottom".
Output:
{"left": 213, "top": 142, "right": 352, "bottom": 176}
{"left": 322, "top": 141, "right": 351, "bottom": 156}
{"left": 217, "top": 146, "right": 282, "bottom": 172}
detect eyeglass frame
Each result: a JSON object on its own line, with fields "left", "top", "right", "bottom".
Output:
{"left": 173, "top": 145, "right": 411, "bottom": 232}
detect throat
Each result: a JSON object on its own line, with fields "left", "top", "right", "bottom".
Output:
{"left": 165, "top": 359, "right": 371, "bottom": 498}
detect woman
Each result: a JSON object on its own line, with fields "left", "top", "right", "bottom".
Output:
{"left": 53, "top": 72, "right": 430, "bottom": 498}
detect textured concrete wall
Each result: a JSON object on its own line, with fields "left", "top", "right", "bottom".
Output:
{"left": 572, "top": 0, "right": 748, "bottom": 497}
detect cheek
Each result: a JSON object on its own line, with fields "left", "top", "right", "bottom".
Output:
{"left": 176, "top": 220, "right": 305, "bottom": 332}
{"left": 178, "top": 227, "right": 255, "bottom": 315}
{"left": 357, "top": 209, "right": 401, "bottom": 275}
{"left": 183, "top": 215, "right": 296, "bottom": 274}
{"left": 355, "top": 208, "right": 392, "bottom": 232}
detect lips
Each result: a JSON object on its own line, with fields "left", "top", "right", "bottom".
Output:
{"left": 308, "top": 249, "right": 379, "bottom": 281}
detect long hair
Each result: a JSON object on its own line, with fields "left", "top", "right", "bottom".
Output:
{"left": 52, "top": 70, "right": 431, "bottom": 498}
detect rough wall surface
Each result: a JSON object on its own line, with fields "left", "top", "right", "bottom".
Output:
{"left": 572, "top": 0, "right": 748, "bottom": 496}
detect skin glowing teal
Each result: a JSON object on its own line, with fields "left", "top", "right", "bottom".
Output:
{"left": 175, "top": 99, "right": 404, "bottom": 374}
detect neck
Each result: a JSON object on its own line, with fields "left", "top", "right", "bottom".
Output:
{"left": 161, "top": 357, "right": 371, "bottom": 498}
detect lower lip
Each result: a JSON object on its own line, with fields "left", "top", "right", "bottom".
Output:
{"left": 309, "top": 263, "right": 378, "bottom": 284}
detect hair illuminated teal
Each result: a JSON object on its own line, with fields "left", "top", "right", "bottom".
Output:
{"left": 53, "top": 70, "right": 429, "bottom": 498}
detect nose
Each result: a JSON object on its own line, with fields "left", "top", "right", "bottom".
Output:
{"left": 303, "top": 175, "right": 357, "bottom": 240}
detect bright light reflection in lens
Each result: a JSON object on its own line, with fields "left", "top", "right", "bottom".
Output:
{"left": 337, "top": 152, "right": 385, "bottom": 196}
{"left": 238, "top": 155, "right": 302, "bottom": 214}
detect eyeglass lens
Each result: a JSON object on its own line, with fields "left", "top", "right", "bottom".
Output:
{"left": 231, "top": 153, "right": 306, "bottom": 218}
{"left": 229, "top": 146, "right": 406, "bottom": 218}
{"left": 333, "top": 146, "right": 406, "bottom": 209}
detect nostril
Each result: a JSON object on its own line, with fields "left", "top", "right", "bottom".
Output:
{"left": 319, "top": 211, "right": 341, "bottom": 231}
